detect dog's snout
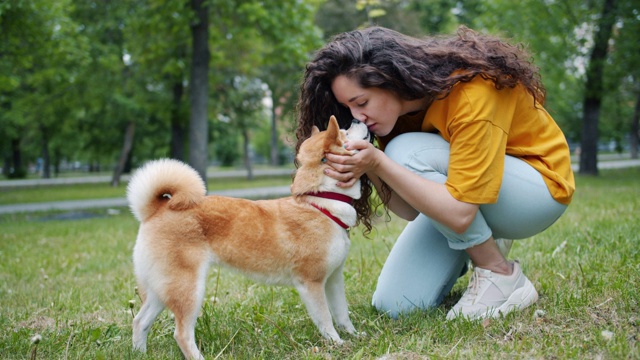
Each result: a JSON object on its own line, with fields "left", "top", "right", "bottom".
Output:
{"left": 347, "top": 119, "right": 371, "bottom": 142}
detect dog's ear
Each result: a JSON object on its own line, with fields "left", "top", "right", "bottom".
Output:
{"left": 325, "top": 115, "right": 349, "bottom": 154}
{"left": 326, "top": 116, "right": 339, "bottom": 140}
{"left": 311, "top": 126, "right": 320, "bottom": 135}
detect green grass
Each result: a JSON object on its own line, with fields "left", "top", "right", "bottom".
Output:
{"left": 0, "top": 175, "right": 293, "bottom": 205}
{"left": 1, "top": 168, "right": 638, "bottom": 359}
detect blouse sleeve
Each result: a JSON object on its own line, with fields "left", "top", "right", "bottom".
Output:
{"left": 438, "top": 80, "right": 515, "bottom": 204}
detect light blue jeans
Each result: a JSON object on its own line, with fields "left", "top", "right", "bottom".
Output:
{"left": 371, "top": 132, "right": 568, "bottom": 318}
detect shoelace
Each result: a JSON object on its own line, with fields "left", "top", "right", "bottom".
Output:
{"left": 462, "top": 268, "right": 490, "bottom": 304}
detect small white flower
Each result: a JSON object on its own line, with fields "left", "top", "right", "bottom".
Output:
{"left": 31, "top": 334, "right": 42, "bottom": 344}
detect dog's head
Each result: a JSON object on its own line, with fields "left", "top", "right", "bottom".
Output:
{"left": 291, "top": 116, "right": 364, "bottom": 197}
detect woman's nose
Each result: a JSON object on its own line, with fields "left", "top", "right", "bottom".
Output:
{"left": 351, "top": 110, "right": 366, "bottom": 123}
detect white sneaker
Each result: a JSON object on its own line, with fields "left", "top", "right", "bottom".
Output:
{"left": 446, "top": 261, "right": 538, "bottom": 320}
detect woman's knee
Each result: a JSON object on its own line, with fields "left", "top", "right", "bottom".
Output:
{"left": 371, "top": 215, "right": 469, "bottom": 318}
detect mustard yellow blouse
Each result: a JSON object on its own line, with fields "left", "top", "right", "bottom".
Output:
{"left": 380, "top": 75, "right": 575, "bottom": 205}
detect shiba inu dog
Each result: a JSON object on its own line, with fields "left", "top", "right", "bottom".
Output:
{"left": 128, "top": 116, "right": 368, "bottom": 359}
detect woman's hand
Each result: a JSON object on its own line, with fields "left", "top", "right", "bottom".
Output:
{"left": 324, "top": 139, "right": 381, "bottom": 187}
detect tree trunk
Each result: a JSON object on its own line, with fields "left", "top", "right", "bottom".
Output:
{"left": 631, "top": 91, "right": 640, "bottom": 159}
{"left": 170, "top": 80, "right": 186, "bottom": 161}
{"left": 10, "top": 138, "right": 24, "bottom": 179}
{"left": 40, "top": 124, "right": 51, "bottom": 179}
{"left": 188, "top": 0, "right": 210, "bottom": 186}
{"left": 270, "top": 98, "right": 278, "bottom": 166}
{"left": 3, "top": 155, "right": 10, "bottom": 178}
{"left": 111, "top": 121, "right": 135, "bottom": 187}
{"left": 243, "top": 128, "right": 253, "bottom": 180}
{"left": 579, "top": 0, "right": 617, "bottom": 175}
{"left": 53, "top": 148, "right": 61, "bottom": 177}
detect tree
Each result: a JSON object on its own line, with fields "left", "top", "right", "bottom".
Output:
{"left": 579, "top": 0, "right": 617, "bottom": 175}
{"left": 188, "top": 0, "right": 210, "bottom": 184}
{"left": 255, "top": 1, "right": 323, "bottom": 165}
{"left": 1, "top": 0, "right": 89, "bottom": 179}
{"left": 205, "top": 0, "right": 323, "bottom": 170}
{"left": 632, "top": 90, "right": 640, "bottom": 159}
{"left": 69, "top": 0, "right": 149, "bottom": 185}
{"left": 221, "top": 76, "right": 268, "bottom": 179}
{"left": 602, "top": 0, "right": 640, "bottom": 159}
{"left": 467, "top": 0, "right": 638, "bottom": 175}
{"left": 125, "top": 0, "right": 192, "bottom": 162}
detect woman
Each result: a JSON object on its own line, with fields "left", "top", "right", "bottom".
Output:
{"left": 294, "top": 26, "right": 575, "bottom": 320}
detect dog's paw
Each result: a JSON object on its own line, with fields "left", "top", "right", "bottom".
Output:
{"left": 353, "top": 330, "right": 367, "bottom": 338}
{"left": 343, "top": 327, "right": 366, "bottom": 338}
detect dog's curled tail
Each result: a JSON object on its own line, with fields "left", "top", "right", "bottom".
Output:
{"left": 127, "top": 159, "right": 207, "bottom": 222}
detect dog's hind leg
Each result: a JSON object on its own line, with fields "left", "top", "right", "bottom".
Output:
{"left": 133, "top": 289, "right": 165, "bottom": 353}
{"left": 164, "top": 262, "right": 209, "bottom": 360}
{"left": 295, "top": 280, "right": 343, "bottom": 344}
{"left": 171, "top": 299, "right": 204, "bottom": 360}
{"left": 325, "top": 266, "right": 358, "bottom": 336}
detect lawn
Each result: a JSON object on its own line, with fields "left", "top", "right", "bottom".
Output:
{"left": 0, "top": 168, "right": 638, "bottom": 359}
{"left": 0, "top": 174, "right": 293, "bottom": 205}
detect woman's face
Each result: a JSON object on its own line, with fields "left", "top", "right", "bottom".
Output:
{"left": 331, "top": 75, "right": 403, "bottom": 137}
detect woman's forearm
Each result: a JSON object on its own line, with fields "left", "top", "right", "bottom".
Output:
{"left": 372, "top": 154, "right": 479, "bottom": 234}
{"left": 367, "top": 172, "right": 419, "bottom": 221}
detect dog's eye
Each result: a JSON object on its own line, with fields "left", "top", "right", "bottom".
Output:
{"left": 321, "top": 157, "right": 327, "bottom": 163}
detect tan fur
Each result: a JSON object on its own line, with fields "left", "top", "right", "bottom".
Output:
{"left": 128, "top": 116, "right": 364, "bottom": 360}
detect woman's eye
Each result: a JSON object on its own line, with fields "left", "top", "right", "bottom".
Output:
{"left": 357, "top": 101, "right": 367, "bottom": 107}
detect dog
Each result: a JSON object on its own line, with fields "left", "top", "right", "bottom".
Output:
{"left": 127, "top": 116, "right": 368, "bottom": 359}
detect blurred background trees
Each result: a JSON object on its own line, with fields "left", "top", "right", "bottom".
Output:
{"left": 1, "top": 0, "right": 638, "bottom": 181}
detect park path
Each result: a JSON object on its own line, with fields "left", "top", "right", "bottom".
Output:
{"left": 1, "top": 159, "right": 639, "bottom": 215}
{"left": 0, "top": 168, "right": 293, "bottom": 215}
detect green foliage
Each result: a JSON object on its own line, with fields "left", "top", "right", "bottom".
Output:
{"left": 472, "top": 0, "right": 639, "bottom": 145}
{"left": 1, "top": 0, "right": 638, "bottom": 178}
{"left": 315, "top": 0, "right": 639, "bottom": 150}
{"left": 1, "top": 0, "right": 323, "bottom": 177}
{"left": 0, "top": 0, "right": 91, "bottom": 177}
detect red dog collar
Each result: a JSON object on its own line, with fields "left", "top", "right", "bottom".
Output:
{"left": 310, "top": 203, "right": 350, "bottom": 229}
{"left": 305, "top": 192, "right": 353, "bottom": 229}
{"left": 306, "top": 192, "right": 353, "bottom": 205}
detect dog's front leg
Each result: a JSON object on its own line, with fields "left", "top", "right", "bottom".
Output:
{"left": 325, "top": 266, "right": 359, "bottom": 336}
{"left": 295, "top": 280, "right": 343, "bottom": 344}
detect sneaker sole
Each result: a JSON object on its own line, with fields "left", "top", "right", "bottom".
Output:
{"left": 484, "top": 279, "right": 539, "bottom": 319}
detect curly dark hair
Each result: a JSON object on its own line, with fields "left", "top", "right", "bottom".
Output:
{"left": 294, "top": 25, "right": 546, "bottom": 233}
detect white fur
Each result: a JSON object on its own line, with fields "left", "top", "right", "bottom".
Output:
{"left": 307, "top": 195, "right": 358, "bottom": 228}
{"left": 344, "top": 120, "right": 370, "bottom": 143}
{"left": 127, "top": 159, "right": 206, "bottom": 221}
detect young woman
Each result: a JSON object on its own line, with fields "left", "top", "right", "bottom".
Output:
{"left": 294, "top": 26, "right": 575, "bottom": 320}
